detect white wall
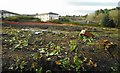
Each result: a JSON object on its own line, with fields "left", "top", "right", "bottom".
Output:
{"left": 0, "top": 14, "right": 1, "bottom": 19}
{"left": 49, "top": 14, "right": 59, "bottom": 20}
{"left": 35, "top": 13, "right": 59, "bottom": 22}
{"left": 40, "top": 14, "right": 49, "bottom": 22}
{"left": 2, "top": 13, "right": 18, "bottom": 18}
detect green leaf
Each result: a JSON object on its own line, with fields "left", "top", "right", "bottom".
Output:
{"left": 36, "top": 67, "right": 43, "bottom": 73}
{"left": 73, "top": 55, "right": 83, "bottom": 66}
{"left": 69, "top": 40, "right": 77, "bottom": 52}
{"left": 14, "top": 43, "right": 21, "bottom": 49}
{"left": 46, "top": 70, "right": 52, "bottom": 73}
{"left": 20, "top": 61, "right": 27, "bottom": 70}
{"left": 49, "top": 50, "right": 57, "bottom": 56}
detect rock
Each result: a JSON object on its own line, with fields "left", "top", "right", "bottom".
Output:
{"left": 103, "top": 40, "right": 117, "bottom": 53}
{"left": 34, "top": 31, "right": 42, "bottom": 35}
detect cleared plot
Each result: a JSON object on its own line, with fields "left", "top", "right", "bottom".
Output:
{"left": 2, "top": 25, "right": 120, "bottom": 73}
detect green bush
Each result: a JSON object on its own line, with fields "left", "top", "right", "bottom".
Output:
{"left": 4, "top": 16, "right": 41, "bottom": 22}
{"left": 49, "top": 17, "right": 70, "bottom": 24}
{"left": 101, "top": 14, "right": 116, "bottom": 27}
{"left": 59, "top": 17, "right": 70, "bottom": 22}
{"left": 5, "top": 16, "right": 19, "bottom": 21}
{"left": 101, "top": 14, "right": 109, "bottom": 27}
{"left": 49, "top": 19, "right": 62, "bottom": 24}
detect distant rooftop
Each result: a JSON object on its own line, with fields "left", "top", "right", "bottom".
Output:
{"left": 0, "top": 10, "right": 21, "bottom": 15}
{"left": 0, "top": 10, "right": 59, "bottom": 16}
{"left": 39, "top": 12, "right": 59, "bottom": 15}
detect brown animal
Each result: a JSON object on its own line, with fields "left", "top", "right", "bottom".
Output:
{"left": 80, "top": 29, "right": 95, "bottom": 38}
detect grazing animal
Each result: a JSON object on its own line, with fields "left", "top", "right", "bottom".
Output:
{"left": 80, "top": 29, "right": 95, "bottom": 38}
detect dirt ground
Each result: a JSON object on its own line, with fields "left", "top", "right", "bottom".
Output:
{"left": 1, "top": 24, "right": 120, "bottom": 73}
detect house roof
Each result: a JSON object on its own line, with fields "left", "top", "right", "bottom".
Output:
{"left": 39, "top": 12, "right": 59, "bottom": 15}
{"left": 0, "top": 10, "right": 21, "bottom": 15}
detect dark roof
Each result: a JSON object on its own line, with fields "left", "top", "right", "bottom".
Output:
{"left": 0, "top": 10, "right": 21, "bottom": 15}
{"left": 39, "top": 12, "right": 59, "bottom": 15}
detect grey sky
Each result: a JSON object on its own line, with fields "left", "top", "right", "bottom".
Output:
{"left": 69, "top": 2, "right": 117, "bottom": 6}
{"left": 0, "top": 0, "right": 119, "bottom": 15}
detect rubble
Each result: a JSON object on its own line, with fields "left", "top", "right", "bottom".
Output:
{"left": 103, "top": 40, "right": 117, "bottom": 53}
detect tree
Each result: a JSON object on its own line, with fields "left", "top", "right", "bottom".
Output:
{"left": 100, "top": 9, "right": 104, "bottom": 13}
{"left": 101, "top": 14, "right": 115, "bottom": 27}
{"left": 104, "top": 9, "right": 109, "bottom": 14}
{"left": 101, "top": 14, "right": 110, "bottom": 27}
{"left": 108, "top": 19, "right": 116, "bottom": 27}
{"left": 95, "top": 10, "right": 100, "bottom": 16}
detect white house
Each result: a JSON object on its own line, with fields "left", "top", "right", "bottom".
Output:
{"left": 0, "top": 10, "right": 20, "bottom": 19}
{"left": 35, "top": 12, "right": 59, "bottom": 22}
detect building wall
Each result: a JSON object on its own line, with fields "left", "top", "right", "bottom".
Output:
{"left": 49, "top": 14, "right": 59, "bottom": 20}
{"left": 40, "top": 14, "right": 50, "bottom": 22}
{"left": 0, "top": 13, "right": 1, "bottom": 19}
{"left": 35, "top": 13, "right": 59, "bottom": 22}
{"left": 2, "top": 13, "right": 18, "bottom": 18}
{"left": 0, "top": 10, "right": 20, "bottom": 19}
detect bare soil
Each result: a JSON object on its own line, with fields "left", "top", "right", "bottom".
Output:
{"left": 1, "top": 23, "right": 120, "bottom": 73}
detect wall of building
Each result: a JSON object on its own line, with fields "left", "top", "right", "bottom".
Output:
{"left": 0, "top": 14, "right": 1, "bottom": 19}
{"left": 2, "top": 13, "right": 18, "bottom": 18}
{"left": 49, "top": 14, "right": 59, "bottom": 20}
{"left": 40, "top": 14, "right": 50, "bottom": 22}
{"left": 35, "top": 13, "right": 59, "bottom": 22}
{"left": 0, "top": 10, "right": 20, "bottom": 19}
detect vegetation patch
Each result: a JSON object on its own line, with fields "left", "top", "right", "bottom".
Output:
{"left": 2, "top": 25, "right": 120, "bottom": 73}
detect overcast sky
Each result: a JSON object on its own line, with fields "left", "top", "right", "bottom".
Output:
{"left": 0, "top": 0, "right": 119, "bottom": 15}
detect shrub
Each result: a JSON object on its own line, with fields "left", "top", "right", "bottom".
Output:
{"left": 4, "top": 16, "right": 41, "bottom": 22}
{"left": 101, "top": 14, "right": 110, "bottom": 27}
{"left": 59, "top": 17, "right": 70, "bottom": 22}
{"left": 49, "top": 19, "right": 62, "bottom": 24}
{"left": 101, "top": 14, "right": 116, "bottom": 27}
